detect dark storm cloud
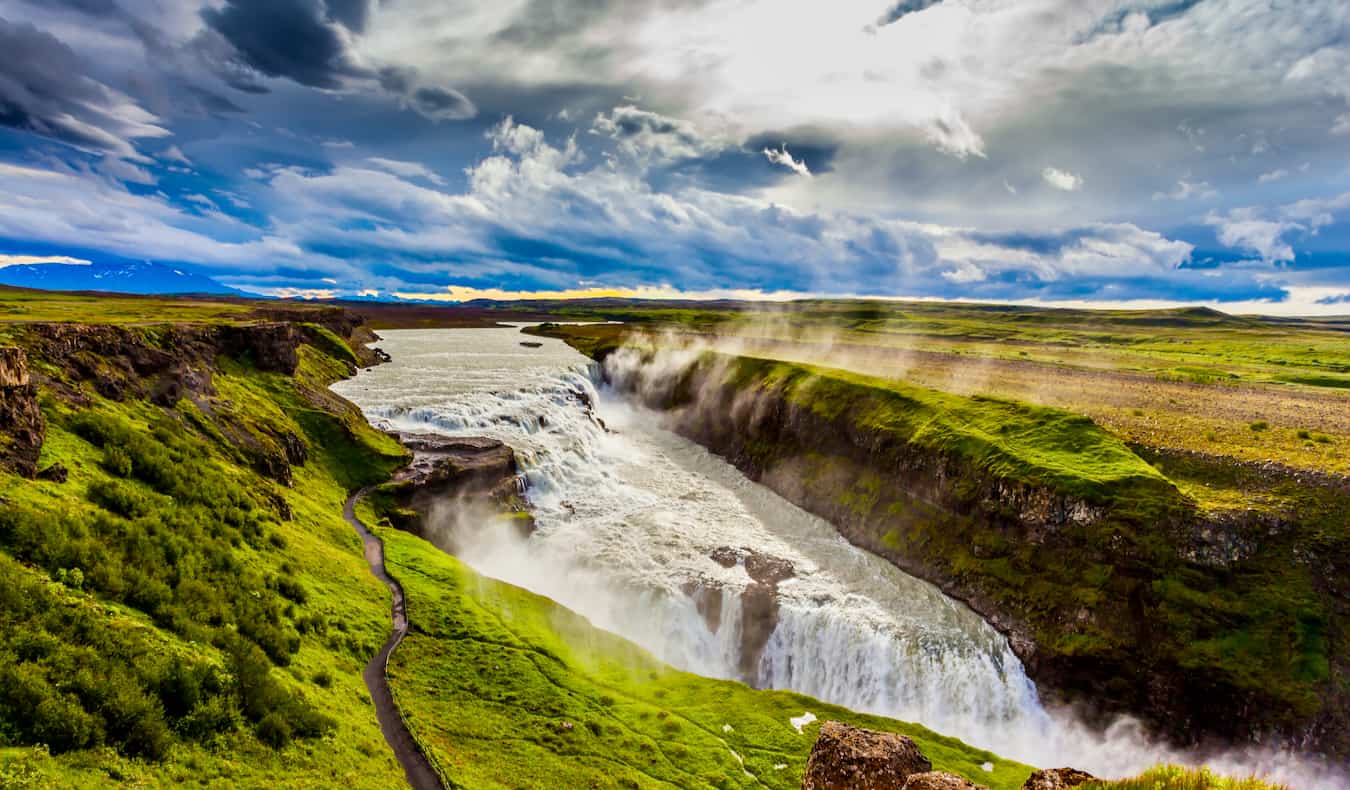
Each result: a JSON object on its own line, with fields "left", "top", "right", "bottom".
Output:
{"left": 199, "top": 0, "right": 475, "bottom": 120}
{"left": 0, "top": 17, "right": 159, "bottom": 157}
{"left": 201, "top": 0, "right": 363, "bottom": 90}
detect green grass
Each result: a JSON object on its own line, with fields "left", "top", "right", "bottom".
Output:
{"left": 723, "top": 354, "right": 1171, "bottom": 503}
{"left": 1087, "top": 764, "right": 1287, "bottom": 790}
{"left": 379, "top": 527, "right": 1033, "bottom": 790}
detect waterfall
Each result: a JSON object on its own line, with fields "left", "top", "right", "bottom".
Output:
{"left": 333, "top": 327, "right": 1344, "bottom": 789}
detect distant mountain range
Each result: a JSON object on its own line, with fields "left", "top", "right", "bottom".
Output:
{"left": 0, "top": 261, "right": 241, "bottom": 295}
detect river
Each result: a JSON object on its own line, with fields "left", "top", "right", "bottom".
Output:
{"left": 332, "top": 326, "right": 1338, "bottom": 787}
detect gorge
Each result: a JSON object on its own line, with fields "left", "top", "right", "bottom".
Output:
{"left": 334, "top": 325, "right": 1343, "bottom": 788}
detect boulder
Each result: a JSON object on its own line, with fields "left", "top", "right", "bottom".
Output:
{"left": 903, "top": 772, "right": 987, "bottom": 790}
{"left": 1020, "top": 768, "right": 1096, "bottom": 790}
{"left": 36, "top": 462, "right": 68, "bottom": 483}
{"left": 802, "top": 721, "right": 932, "bottom": 790}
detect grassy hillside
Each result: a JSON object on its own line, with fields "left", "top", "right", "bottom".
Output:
{"left": 0, "top": 312, "right": 409, "bottom": 786}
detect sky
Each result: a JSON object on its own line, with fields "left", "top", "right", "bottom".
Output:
{"left": 0, "top": 0, "right": 1348, "bottom": 313}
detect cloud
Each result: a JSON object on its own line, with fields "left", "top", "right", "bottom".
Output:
{"left": 198, "top": 0, "right": 475, "bottom": 120}
{"left": 0, "top": 18, "right": 169, "bottom": 161}
{"left": 366, "top": 156, "right": 447, "bottom": 185}
{"left": 1152, "top": 178, "right": 1216, "bottom": 201}
{"left": 1208, "top": 213, "right": 1297, "bottom": 262}
{"left": 160, "top": 145, "right": 192, "bottom": 165}
{"left": 592, "top": 105, "right": 723, "bottom": 164}
{"left": 393, "top": 284, "right": 805, "bottom": 302}
{"left": 762, "top": 144, "right": 811, "bottom": 177}
{"left": 1042, "top": 167, "right": 1083, "bottom": 192}
{"left": 1257, "top": 169, "right": 1288, "bottom": 184}
{"left": 0, "top": 253, "right": 92, "bottom": 268}
{"left": 1207, "top": 192, "right": 1350, "bottom": 263}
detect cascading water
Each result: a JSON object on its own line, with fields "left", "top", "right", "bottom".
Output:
{"left": 333, "top": 327, "right": 1341, "bottom": 788}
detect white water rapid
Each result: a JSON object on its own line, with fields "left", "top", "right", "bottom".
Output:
{"left": 332, "top": 327, "right": 1341, "bottom": 787}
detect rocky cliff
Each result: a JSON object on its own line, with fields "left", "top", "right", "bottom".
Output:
{"left": 0, "top": 313, "right": 385, "bottom": 485}
{"left": 571, "top": 339, "right": 1350, "bottom": 759}
{"left": 0, "top": 347, "right": 44, "bottom": 477}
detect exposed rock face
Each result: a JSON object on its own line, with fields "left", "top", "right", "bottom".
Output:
{"left": 11, "top": 314, "right": 380, "bottom": 485}
{"left": 707, "top": 546, "right": 795, "bottom": 684}
{"left": 0, "top": 347, "right": 28, "bottom": 387}
{"left": 219, "top": 323, "right": 302, "bottom": 374}
{"left": 0, "top": 347, "right": 44, "bottom": 477}
{"left": 380, "top": 433, "right": 532, "bottom": 541}
{"left": 802, "top": 721, "right": 932, "bottom": 790}
{"left": 902, "top": 772, "right": 987, "bottom": 790}
{"left": 1020, "top": 768, "right": 1096, "bottom": 790}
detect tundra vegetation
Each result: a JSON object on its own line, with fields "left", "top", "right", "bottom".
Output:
{"left": 0, "top": 289, "right": 1316, "bottom": 788}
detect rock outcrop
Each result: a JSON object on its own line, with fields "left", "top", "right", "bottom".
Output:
{"left": 802, "top": 721, "right": 932, "bottom": 790}
{"left": 376, "top": 433, "right": 533, "bottom": 543}
{"left": 0, "top": 347, "right": 44, "bottom": 477}
{"left": 706, "top": 546, "right": 794, "bottom": 684}
{"left": 1020, "top": 768, "right": 1096, "bottom": 790}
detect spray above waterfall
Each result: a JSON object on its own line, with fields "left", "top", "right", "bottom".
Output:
{"left": 334, "top": 326, "right": 1344, "bottom": 789}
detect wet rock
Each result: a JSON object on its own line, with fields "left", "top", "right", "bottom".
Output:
{"left": 36, "top": 462, "right": 68, "bottom": 483}
{"left": 903, "top": 772, "right": 987, "bottom": 790}
{"left": 708, "top": 546, "right": 795, "bottom": 684}
{"left": 802, "top": 721, "right": 932, "bottom": 790}
{"left": 1020, "top": 768, "right": 1096, "bottom": 790}
{"left": 385, "top": 433, "right": 532, "bottom": 536}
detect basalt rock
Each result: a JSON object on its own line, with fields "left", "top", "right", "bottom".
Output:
{"left": 0, "top": 347, "right": 44, "bottom": 477}
{"left": 802, "top": 721, "right": 932, "bottom": 790}
{"left": 380, "top": 433, "right": 533, "bottom": 540}
{"left": 1020, "top": 768, "right": 1096, "bottom": 790}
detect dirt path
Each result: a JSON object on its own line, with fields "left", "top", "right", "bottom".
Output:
{"left": 344, "top": 488, "right": 444, "bottom": 790}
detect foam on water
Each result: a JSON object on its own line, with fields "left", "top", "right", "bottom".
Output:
{"left": 333, "top": 327, "right": 1342, "bottom": 787}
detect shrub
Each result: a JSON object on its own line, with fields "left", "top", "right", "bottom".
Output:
{"left": 101, "top": 445, "right": 133, "bottom": 477}
{"left": 178, "top": 695, "right": 240, "bottom": 740}
{"left": 256, "top": 712, "right": 293, "bottom": 749}
{"left": 1249, "top": 420, "right": 1269, "bottom": 432}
